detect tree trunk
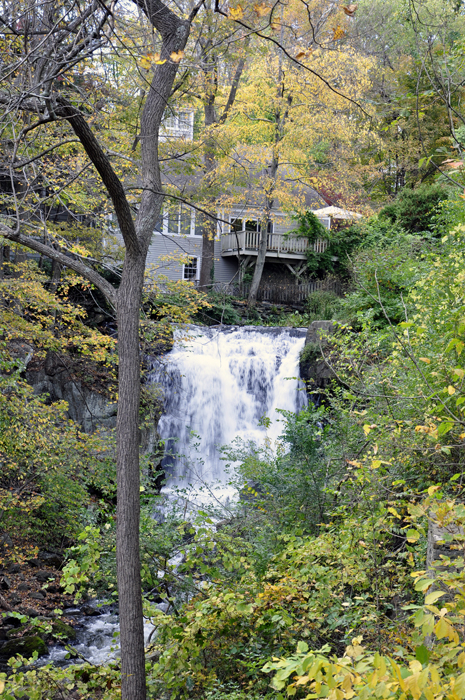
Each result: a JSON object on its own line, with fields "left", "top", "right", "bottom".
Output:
{"left": 116, "top": 253, "right": 147, "bottom": 699}
{"left": 198, "top": 44, "right": 248, "bottom": 289}
{"left": 199, "top": 72, "right": 218, "bottom": 289}
{"left": 248, "top": 223, "right": 268, "bottom": 304}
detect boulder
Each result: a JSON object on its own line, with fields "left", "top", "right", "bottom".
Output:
{"left": 34, "top": 570, "right": 55, "bottom": 583}
{"left": 51, "top": 620, "right": 76, "bottom": 641}
{"left": 300, "top": 321, "right": 336, "bottom": 391}
{"left": 80, "top": 604, "right": 100, "bottom": 616}
{"left": 0, "top": 634, "right": 48, "bottom": 658}
{"left": 38, "top": 552, "right": 64, "bottom": 569}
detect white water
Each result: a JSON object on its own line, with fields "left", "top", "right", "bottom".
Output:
{"left": 151, "top": 325, "right": 307, "bottom": 504}
{"left": 47, "top": 608, "right": 157, "bottom": 666}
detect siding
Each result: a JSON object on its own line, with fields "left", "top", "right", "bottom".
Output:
{"left": 146, "top": 233, "right": 202, "bottom": 282}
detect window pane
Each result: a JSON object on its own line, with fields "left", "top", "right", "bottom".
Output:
{"left": 165, "top": 204, "right": 179, "bottom": 234}
{"left": 230, "top": 218, "right": 243, "bottom": 233}
{"left": 245, "top": 219, "right": 259, "bottom": 232}
{"left": 180, "top": 205, "right": 191, "bottom": 236}
{"left": 183, "top": 257, "right": 197, "bottom": 280}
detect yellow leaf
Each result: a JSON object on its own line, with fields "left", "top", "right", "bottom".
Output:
{"left": 254, "top": 2, "right": 270, "bottom": 16}
{"left": 0, "top": 680, "right": 4, "bottom": 693}
{"left": 419, "top": 357, "right": 431, "bottom": 364}
{"left": 140, "top": 55, "right": 152, "bottom": 69}
{"left": 332, "top": 25, "right": 345, "bottom": 40}
{"left": 229, "top": 4, "right": 244, "bottom": 19}
{"left": 343, "top": 4, "right": 358, "bottom": 15}
{"left": 170, "top": 50, "right": 184, "bottom": 63}
{"left": 434, "top": 616, "right": 450, "bottom": 639}
{"left": 448, "top": 385, "right": 456, "bottom": 395}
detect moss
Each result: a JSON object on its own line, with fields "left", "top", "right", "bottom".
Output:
{"left": 6, "top": 619, "right": 76, "bottom": 643}
{"left": 0, "top": 634, "right": 48, "bottom": 658}
{"left": 300, "top": 341, "right": 321, "bottom": 366}
{"left": 51, "top": 619, "right": 76, "bottom": 641}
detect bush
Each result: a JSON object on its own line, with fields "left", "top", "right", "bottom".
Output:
{"left": 339, "top": 232, "right": 430, "bottom": 328}
{"left": 305, "top": 290, "right": 343, "bottom": 322}
{"left": 290, "top": 212, "right": 361, "bottom": 279}
{"left": 194, "top": 291, "right": 242, "bottom": 325}
{"left": 379, "top": 184, "right": 449, "bottom": 234}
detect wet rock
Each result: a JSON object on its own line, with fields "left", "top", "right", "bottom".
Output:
{"left": 17, "top": 584, "right": 30, "bottom": 592}
{"left": 80, "top": 604, "right": 100, "bottom": 616}
{"left": 51, "top": 620, "right": 76, "bottom": 641}
{"left": 8, "top": 564, "right": 21, "bottom": 574}
{"left": 30, "top": 592, "right": 45, "bottom": 601}
{"left": 300, "top": 321, "right": 336, "bottom": 392}
{"left": 3, "top": 615, "right": 22, "bottom": 628}
{"left": 9, "top": 595, "right": 21, "bottom": 605}
{"left": 0, "top": 634, "right": 48, "bottom": 658}
{"left": 19, "top": 608, "right": 40, "bottom": 617}
{"left": 27, "top": 558, "right": 41, "bottom": 568}
{"left": 34, "top": 570, "right": 55, "bottom": 583}
{"left": 1, "top": 577, "right": 11, "bottom": 590}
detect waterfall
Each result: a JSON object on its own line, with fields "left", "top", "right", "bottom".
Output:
{"left": 150, "top": 325, "right": 307, "bottom": 501}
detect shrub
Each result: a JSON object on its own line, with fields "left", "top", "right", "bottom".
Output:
{"left": 379, "top": 184, "right": 449, "bottom": 234}
{"left": 305, "top": 290, "right": 343, "bottom": 322}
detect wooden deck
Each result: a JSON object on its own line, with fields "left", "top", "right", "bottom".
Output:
{"left": 221, "top": 231, "right": 327, "bottom": 260}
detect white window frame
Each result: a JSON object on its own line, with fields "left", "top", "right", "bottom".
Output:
{"left": 182, "top": 256, "right": 199, "bottom": 282}
{"left": 162, "top": 205, "right": 197, "bottom": 237}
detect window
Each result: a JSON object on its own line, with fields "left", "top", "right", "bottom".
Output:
{"left": 163, "top": 204, "right": 194, "bottom": 236}
{"left": 183, "top": 257, "right": 198, "bottom": 281}
{"left": 161, "top": 110, "right": 194, "bottom": 141}
{"left": 229, "top": 218, "right": 273, "bottom": 234}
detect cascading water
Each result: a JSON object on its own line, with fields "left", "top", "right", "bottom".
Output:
{"left": 151, "top": 325, "right": 307, "bottom": 503}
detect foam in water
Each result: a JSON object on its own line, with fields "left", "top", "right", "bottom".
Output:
{"left": 151, "top": 325, "right": 307, "bottom": 503}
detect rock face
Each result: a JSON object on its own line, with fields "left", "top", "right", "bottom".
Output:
{"left": 26, "top": 352, "right": 117, "bottom": 434}
{"left": 299, "top": 321, "right": 336, "bottom": 392}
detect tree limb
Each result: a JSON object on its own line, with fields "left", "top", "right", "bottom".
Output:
{"left": 0, "top": 223, "right": 118, "bottom": 307}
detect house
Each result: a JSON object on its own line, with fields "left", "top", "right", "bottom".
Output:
{"left": 145, "top": 197, "right": 331, "bottom": 286}
{"left": 146, "top": 116, "right": 332, "bottom": 286}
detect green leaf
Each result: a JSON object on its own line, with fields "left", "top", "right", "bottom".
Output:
{"left": 406, "top": 529, "right": 420, "bottom": 543}
{"left": 415, "top": 578, "right": 435, "bottom": 592}
{"left": 438, "top": 421, "right": 454, "bottom": 436}
{"left": 425, "top": 590, "right": 446, "bottom": 604}
{"left": 415, "top": 645, "right": 430, "bottom": 664}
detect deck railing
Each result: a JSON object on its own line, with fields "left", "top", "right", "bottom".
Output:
{"left": 221, "top": 231, "right": 327, "bottom": 256}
